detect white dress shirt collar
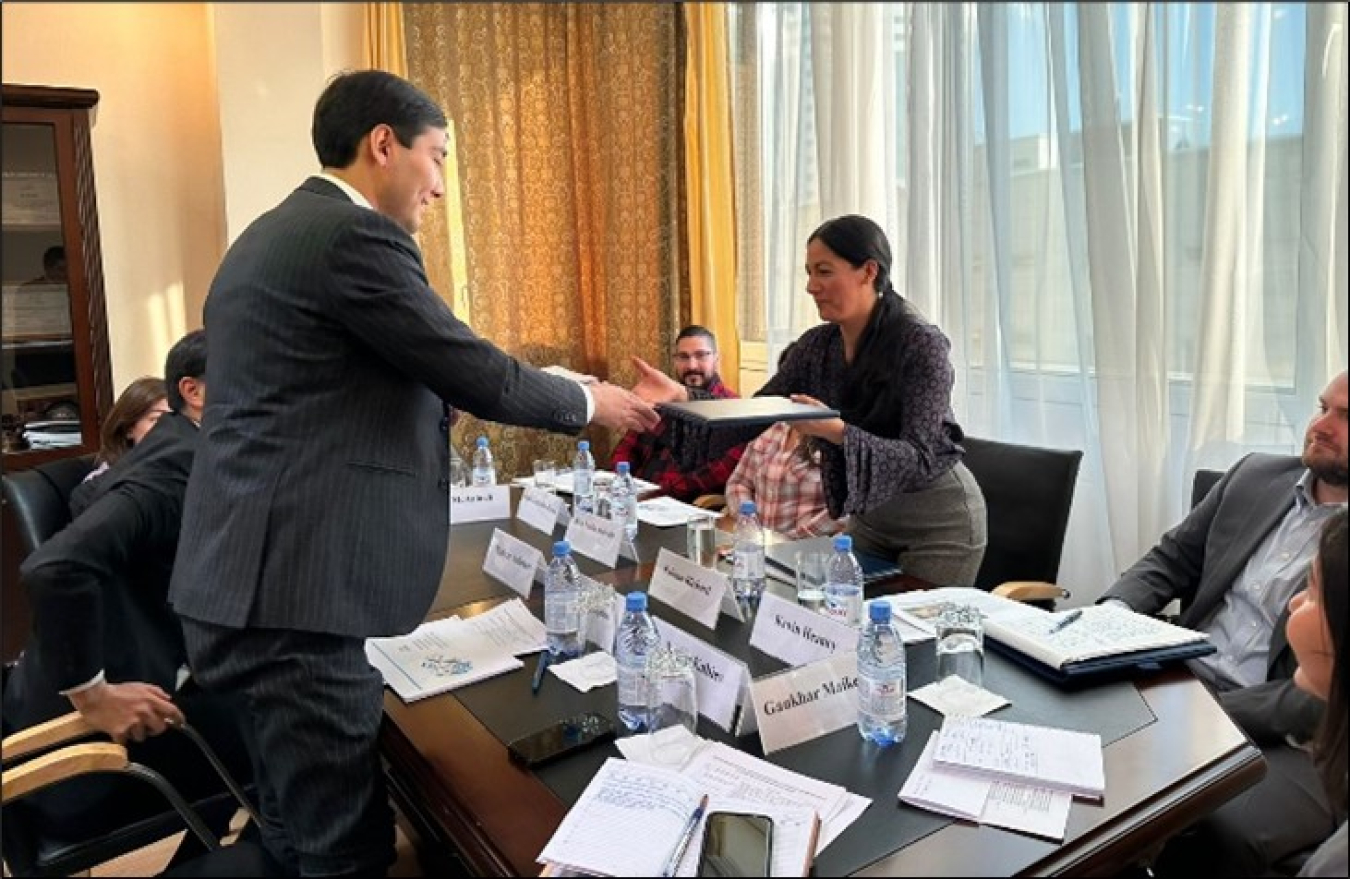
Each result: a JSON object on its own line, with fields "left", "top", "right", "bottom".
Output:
{"left": 317, "top": 172, "right": 374, "bottom": 210}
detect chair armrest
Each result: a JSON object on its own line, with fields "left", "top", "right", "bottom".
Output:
{"left": 992, "top": 581, "right": 1071, "bottom": 604}
{"left": 2, "top": 741, "right": 127, "bottom": 803}
{"left": 692, "top": 494, "right": 726, "bottom": 511}
{"left": 2, "top": 711, "right": 99, "bottom": 762}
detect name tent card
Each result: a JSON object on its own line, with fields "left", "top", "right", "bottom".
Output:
{"left": 451, "top": 485, "right": 511, "bottom": 524}
{"left": 749, "top": 592, "right": 859, "bottom": 668}
{"left": 564, "top": 511, "right": 624, "bottom": 568}
{"left": 648, "top": 547, "right": 732, "bottom": 631}
{"left": 656, "top": 618, "right": 749, "bottom": 732}
{"left": 742, "top": 653, "right": 860, "bottom": 754}
{"left": 517, "top": 486, "right": 566, "bottom": 535}
{"left": 482, "top": 528, "right": 545, "bottom": 598}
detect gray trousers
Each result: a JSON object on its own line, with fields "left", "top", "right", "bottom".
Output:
{"left": 847, "top": 461, "right": 988, "bottom": 588}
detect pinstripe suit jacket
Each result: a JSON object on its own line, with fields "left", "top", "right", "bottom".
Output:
{"left": 1104, "top": 453, "right": 1324, "bottom": 744}
{"left": 169, "top": 178, "right": 587, "bottom": 638}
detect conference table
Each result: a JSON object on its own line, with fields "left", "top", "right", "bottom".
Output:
{"left": 379, "top": 492, "right": 1264, "bottom": 877}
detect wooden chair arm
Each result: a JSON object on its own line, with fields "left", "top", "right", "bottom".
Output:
{"left": 992, "top": 580, "right": 1071, "bottom": 604}
{"left": 692, "top": 493, "right": 726, "bottom": 511}
{"left": 2, "top": 710, "right": 99, "bottom": 762}
{"left": 2, "top": 741, "right": 127, "bottom": 803}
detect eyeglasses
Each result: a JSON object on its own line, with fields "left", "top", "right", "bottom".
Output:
{"left": 673, "top": 350, "right": 715, "bottom": 363}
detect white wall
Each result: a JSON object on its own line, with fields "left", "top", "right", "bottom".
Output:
{"left": 2, "top": 2, "right": 226, "bottom": 389}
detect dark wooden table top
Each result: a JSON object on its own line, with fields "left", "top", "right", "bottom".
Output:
{"left": 380, "top": 497, "right": 1264, "bottom": 877}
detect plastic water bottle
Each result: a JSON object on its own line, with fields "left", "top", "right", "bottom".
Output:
{"left": 615, "top": 591, "right": 660, "bottom": 732}
{"left": 610, "top": 461, "right": 639, "bottom": 542}
{"left": 573, "top": 440, "right": 596, "bottom": 516}
{"left": 470, "top": 435, "right": 496, "bottom": 486}
{"left": 823, "top": 534, "right": 865, "bottom": 627}
{"left": 731, "top": 501, "right": 766, "bottom": 613}
{"left": 544, "top": 541, "right": 582, "bottom": 660}
{"left": 857, "top": 600, "right": 907, "bottom": 746}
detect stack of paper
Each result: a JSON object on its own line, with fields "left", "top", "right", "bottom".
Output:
{"left": 365, "top": 598, "right": 545, "bottom": 702}
{"left": 898, "top": 715, "right": 1105, "bottom": 841}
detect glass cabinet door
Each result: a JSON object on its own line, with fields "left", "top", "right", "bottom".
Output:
{"left": 2, "top": 120, "right": 82, "bottom": 455}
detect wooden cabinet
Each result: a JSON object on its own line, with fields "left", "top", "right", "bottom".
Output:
{"left": 2, "top": 83, "right": 113, "bottom": 661}
{"left": 2, "top": 83, "right": 113, "bottom": 468}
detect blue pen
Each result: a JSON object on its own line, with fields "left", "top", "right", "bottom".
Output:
{"left": 661, "top": 794, "right": 709, "bottom": 877}
{"left": 1048, "top": 608, "right": 1083, "bottom": 634}
{"left": 531, "top": 651, "right": 550, "bottom": 694}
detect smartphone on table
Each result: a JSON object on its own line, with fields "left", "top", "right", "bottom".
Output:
{"left": 506, "top": 712, "right": 616, "bottom": 768}
{"left": 697, "top": 810, "right": 774, "bottom": 877}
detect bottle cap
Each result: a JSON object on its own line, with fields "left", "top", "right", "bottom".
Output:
{"left": 625, "top": 591, "right": 648, "bottom": 612}
{"left": 553, "top": 540, "right": 571, "bottom": 557}
{"left": 578, "top": 440, "right": 590, "bottom": 451}
{"left": 616, "top": 461, "right": 630, "bottom": 475}
{"left": 476, "top": 436, "right": 488, "bottom": 447}
{"left": 834, "top": 534, "right": 853, "bottom": 552}
{"left": 868, "top": 600, "right": 892, "bottom": 623}
{"left": 739, "top": 500, "right": 756, "bottom": 515}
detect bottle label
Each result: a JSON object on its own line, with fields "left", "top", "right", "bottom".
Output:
{"left": 859, "top": 677, "right": 906, "bottom": 721}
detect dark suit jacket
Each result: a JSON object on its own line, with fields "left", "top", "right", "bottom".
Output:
{"left": 1104, "top": 453, "right": 1324, "bottom": 744}
{"left": 2, "top": 413, "right": 197, "bottom": 733}
{"left": 169, "top": 177, "right": 588, "bottom": 639}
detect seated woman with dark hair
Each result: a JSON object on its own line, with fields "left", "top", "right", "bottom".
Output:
{"left": 1287, "top": 509, "right": 1348, "bottom": 877}
{"left": 634, "top": 215, "right": 987, "bottom": 587}
{"left": 69, "top": 376, "right": 169, "bottom": 518}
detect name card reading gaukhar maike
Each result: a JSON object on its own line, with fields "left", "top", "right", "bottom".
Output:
{"left": 739, "top": 653, "right": 859, "bottom": 754}
{"left": 656, "top": 618, "right": 749, "bottom": 732}
{"left": 564, "top": 511, "right": 624, "bottom": 568}
{"left": 749, "top": 592, "right": 859, "bottom": 668}
{"left": 451, "top": 485, "right": 511, "bottom": 524}
{"left": 516, "top": 486, "right": 566, "bottom": 535}
{"left": 482, "top": 528, "right": 545, "bottom": 598}
{"left": 647, "top": 547, "right": 732, "bottom": 631}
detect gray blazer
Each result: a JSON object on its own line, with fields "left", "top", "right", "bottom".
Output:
{"left": 170, "top": 178, "right": 587, "bottom": 639}
{"left": 1104, "top": 452, "right": 1324, "bottom": 744}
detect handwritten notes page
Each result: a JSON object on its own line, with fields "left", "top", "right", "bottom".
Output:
{"left": 537, "top": 758, "right": 705, "bottom": 876}
{"left": 673, "top": 799, "right": 820, "bottom": 877}
{"left": 932, "top": 716, "right": 1104, "bottom": 799}
{"left": 462, "top": 598, "right": 547, "bottom": 655}
{"left": 984, "top": 603, "right": 1209, "bottom": 669}
{"left": 365, "top": 616, "right": 522, "bottom": 703}
{"left": 636, "top": 495, "right": 720, "bottom": 528}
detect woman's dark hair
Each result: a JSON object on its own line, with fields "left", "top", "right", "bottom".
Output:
{"left": 97, "top": 376, "right": 167, "bottom": 466}
{"left": 807, "top": 214, "right": 894, "bottom": 297}
{"left": 1313, "top": 508, "right": 1348, "bottom": 814}
{"left": 312, "top": 70, "right": 448, "bottom": 169}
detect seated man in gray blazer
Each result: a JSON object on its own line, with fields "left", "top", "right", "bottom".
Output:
{"left": 1103, "top": 370, "right": 1347, "bottom": 877}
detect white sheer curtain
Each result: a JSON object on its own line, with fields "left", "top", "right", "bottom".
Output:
{"left": 732, "top": 2, "right": 1348, "bottom": 601}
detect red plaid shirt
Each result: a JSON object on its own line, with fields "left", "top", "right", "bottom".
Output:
{"left": 724, "top": 422, "right": 848, "bottom": 539}
{"left": 610, "top": 376, "right": 744, "bottom": 502}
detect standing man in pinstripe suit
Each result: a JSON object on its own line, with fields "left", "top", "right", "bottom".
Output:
{"left": 169, "top": 70, "right": 658, "bottom": 876}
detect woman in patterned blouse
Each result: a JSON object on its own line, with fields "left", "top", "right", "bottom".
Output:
{"left": 634, "top": 215, "right": 987, "bottom": 587}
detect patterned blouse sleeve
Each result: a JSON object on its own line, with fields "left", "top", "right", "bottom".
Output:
{"left": 826, "top": 323, "right": 961, "bottom": 516}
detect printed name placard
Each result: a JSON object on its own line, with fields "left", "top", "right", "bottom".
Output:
{"left": 564, "top": 511, "right": 624, "bottom": 568}
{"left": 647, "top": 548, "right": 731, "bottom": 630}
{"left": 451, "top": 485, "right": 511, "bottom": 524}
{"left": 516, "top": 486, "right": 566, "bottom": 535}
{"left": 740, "top": 653, "right": 859, "bottom": 754}
{"left": 482, "top": 528, "right": 545, "bottom": 598}
{"left": 749, "top": 592, "right": 859, "bottom": 668}
{"left": 656, "top": 618, "right": 749, "bottom": 732}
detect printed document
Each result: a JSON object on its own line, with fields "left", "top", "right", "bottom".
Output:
{"left": 366, "top": 616, "right": 522, "bottom": 703}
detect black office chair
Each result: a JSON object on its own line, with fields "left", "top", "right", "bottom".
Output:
{"left": 1, "top": 453, "right": 94, "bottom": 554}
{"left": 960, "top": 436, "right": 1084, "bottom": 605}
{"left": 1190, "top": 467, "right": 1224, "bottom": 510}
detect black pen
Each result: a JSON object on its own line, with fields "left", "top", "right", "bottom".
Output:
{"left": 1048, "top": 609, "right": 1083, "bottom": 634}
{"left": 531, "top": 651, "right": 551, "bottom": 694}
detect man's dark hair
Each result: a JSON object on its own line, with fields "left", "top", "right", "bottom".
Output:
{"left": 42, "top": 246, "right": 65, "bottom": 270}
{"left": 675, "top": 325, "right": 717, "bottom": 352}
{"left": 312, "top": 70, "right": 448, "bottom": 169}
{"left": 164, "top": 329, "right": 206, "bottom": 414}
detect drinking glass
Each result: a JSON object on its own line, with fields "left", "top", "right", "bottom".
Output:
{"left": 576, "top": 579, "right": 619, "bottom": 683}
{"left": 934, "top": 603, "right": 985, "bottom": 687}
{"left": 795, "top": 550, "right": 829, "bottom": 612}
{"left": 685, "top": 514, "right": 718, "bottom": 568}
{"left": 532, "top": 459, "right": 557, "bottom": 494}
{"left": 592, "top": 475, "right": 614, "bottom": 519}
{"left": 449, "top": 458, "right": 468, "bottom": 488}
{"left": 645, "top": 644, "right": 699, "bottom": 766}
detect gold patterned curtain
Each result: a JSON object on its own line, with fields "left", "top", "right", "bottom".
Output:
{"left": 404, "top": 3, "right": 686, "bottom": 479}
